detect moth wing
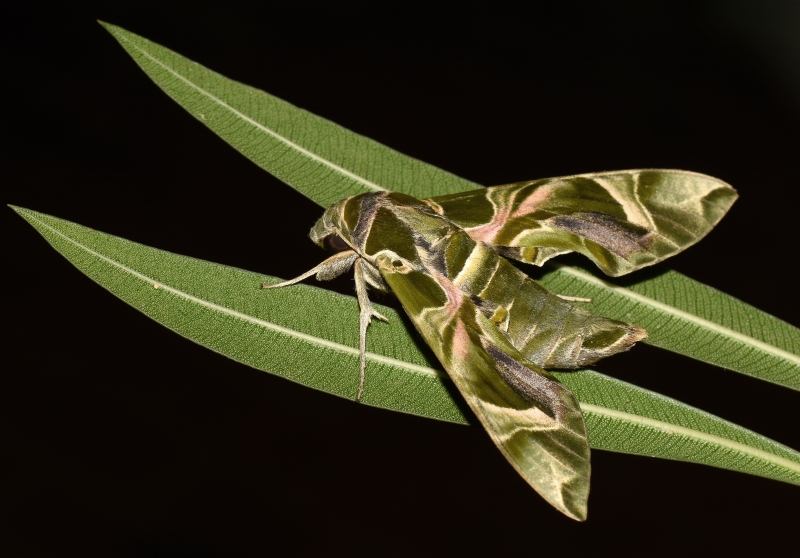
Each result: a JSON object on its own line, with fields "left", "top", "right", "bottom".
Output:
{"left": 375, "top": 257, "right": 591, "bottom": 520}
{"left": 425, "top": 169, "right": 737, "bottom": 277}
{"left": 486, "top": 263, "right": 647, "bottom": 369}
{"left": 439, "top": 230, "right": 647, "bottom": 368}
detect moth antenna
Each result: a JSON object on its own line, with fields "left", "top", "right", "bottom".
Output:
{"left": 260, "top": 250, "right": 357, "bottom": 289}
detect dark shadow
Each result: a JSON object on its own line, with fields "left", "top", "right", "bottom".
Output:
{"left": 120, "top": 539, "right": 224, "bottom": 558}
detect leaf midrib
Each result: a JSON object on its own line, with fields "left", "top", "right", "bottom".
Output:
{"left": 18, "top": 205, "right": 800, "bottom": 474}
{"left": 109, "top": 26, "right": 386, "bottom": 196}
{"left": 581, "top": 403, "right": 800, "bottom": 475}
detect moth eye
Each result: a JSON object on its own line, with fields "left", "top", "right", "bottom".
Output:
{"left": 324, "top": 235, "right": 350, "bottom": 253}
{"left": 392, "top": 260, "right": 403, "bottom": 267}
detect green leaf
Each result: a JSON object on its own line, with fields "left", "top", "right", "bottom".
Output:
{"left": 12, "top": 205, "right": 800, "bottom": 487}
{"left": 98, "top": 21, "right": 479, "bottom": 208}
{"left": 100, "top": 21, "right": 800, "bottom": 390}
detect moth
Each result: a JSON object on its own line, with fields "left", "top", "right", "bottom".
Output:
{"left": 263, "top": 169, "right": 737, "bottom": 520}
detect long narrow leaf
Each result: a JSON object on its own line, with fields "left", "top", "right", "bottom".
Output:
{"left": 99, "top": 22, "right": 478, "bottom": 207}
{"left": 101, "top": 22, "right": 800, "bottom": 389}
{"left": 12, "top": 206, "right": 800, "bottom": 487}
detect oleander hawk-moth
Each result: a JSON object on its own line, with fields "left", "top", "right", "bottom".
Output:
{"left": 263, "top": 169, "right": 737, "bottom": 520}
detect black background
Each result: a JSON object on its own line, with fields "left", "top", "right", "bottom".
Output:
{"left": 4, "top": 1, "right": 800, "bottom": 556}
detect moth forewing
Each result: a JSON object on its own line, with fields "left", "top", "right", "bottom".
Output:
{"left": 425, "top": 169, "right": 737, "bottom": 277}
{"left": 363, "top": 193, "right": 593, "bottom": 519}
{"left": 375, "top": 255, "right": 591, "bottom": 520}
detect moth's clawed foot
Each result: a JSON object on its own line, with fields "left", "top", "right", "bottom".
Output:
{"left": 370, "top": 309, "right": 389, "bottom": 323}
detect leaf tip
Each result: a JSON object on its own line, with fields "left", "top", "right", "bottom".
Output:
{"left": 97, "top": 20, "right": 121, "bottom": 36}
{"left": 9, "top": 205, "right": 37, "bottom": 225}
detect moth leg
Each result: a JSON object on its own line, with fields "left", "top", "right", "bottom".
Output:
{"left": 353, "top": 259, "right": 388, "bottom": 401}
{"left": 556, "top": 294, "right": 593, "bottom": 303}
{"left": 260, "top": 250, "right": 358, "bottom": 289}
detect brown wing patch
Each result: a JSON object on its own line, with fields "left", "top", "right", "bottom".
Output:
{"left": 546, "top": 212, "right": 653, "bottom": 258}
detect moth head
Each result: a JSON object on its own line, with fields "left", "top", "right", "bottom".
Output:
{"left": 309, "top": 193, "right": 374, "bottom": 253}
{"left": 309, "top": 198, "right": 348, "bottom": 247}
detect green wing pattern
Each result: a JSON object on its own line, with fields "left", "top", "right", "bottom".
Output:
{"left": 430, "top": 224, "right": 648, "bottom": 368}
{"left": 311, "top": 191, "right": 593, "bottom": 519}
{"left": 375, "top": 254, "right": 591, "bottom": 521}
{"left": 425, "top": 170, "right": 737, "bottom": 277}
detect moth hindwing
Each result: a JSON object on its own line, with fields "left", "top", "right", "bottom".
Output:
{"left": 263, "top": 169, "right": 737, "bottom": 520}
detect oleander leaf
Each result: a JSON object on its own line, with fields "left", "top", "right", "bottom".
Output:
{"left": 12, "top": 205, "right": 800, "bottom": 488}
{"left": 99, "top": 21, "right": 478, "bottom": 208}
{"left": 101, "top": 22, "right": 800, "bottom": 390}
